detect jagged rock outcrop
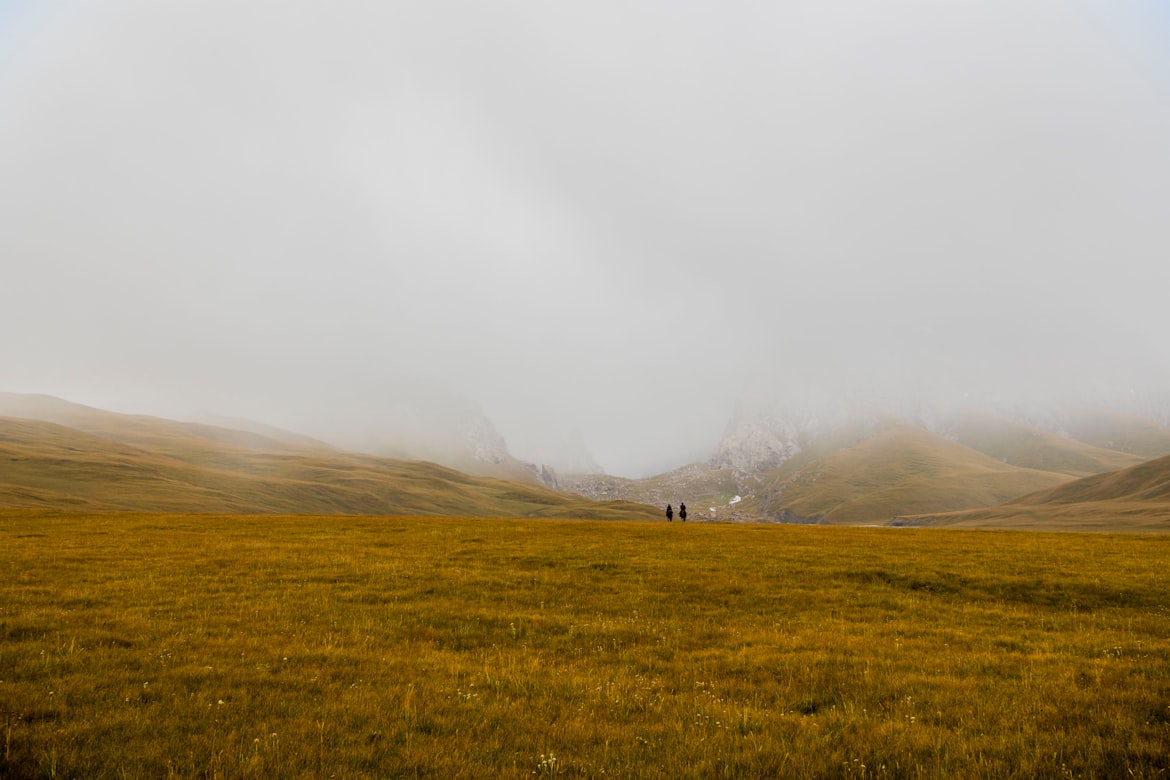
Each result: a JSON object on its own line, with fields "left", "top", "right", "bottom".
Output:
{"left": 463, "top": 415, "right": 511, "bottom": 465}
{"left": 708, "top": 402, "right": 880, "bottom": 478}
{"left": 521, "top": 462, "right": 560, "bottom": 489}
{"left": 708, "top": 412, "right": 802, "bottom": 476}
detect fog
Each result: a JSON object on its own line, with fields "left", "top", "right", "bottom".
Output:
{"left": 2, "top": 1, "right": 1169, "bottom": 476}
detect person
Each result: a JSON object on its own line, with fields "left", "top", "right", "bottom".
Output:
{"left": 665, "top": 504, "right": 674, "bottom": 522}
{"left": 679, "top": 502, "right": 687, "bottom": 522}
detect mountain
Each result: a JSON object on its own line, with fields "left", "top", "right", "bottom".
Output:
{"left": 940, "top": 411, "right": 1145, "bottom": 476}
{"left": 1015, "top": 452, "right": 1170, "bottom": 506}
{"left": 191, "top": 412, "right": 336, "bottom": 451}
{"left": 711, "top": 400, "right": 1170, "bottom": 477}
{"left": 560, "top": 398, "right": 1170, "bottom": 526}
{"left": 12, "top": 391, "right": 1169, "bottom": 529}
{"left": 0, "top": 392, "right": 331, "bottom": 457}
{"left": 906, "top": 453, "right": 1170, "bottom": 532}
{"left": 294, "top": 383, "right": 560, "bottom": 486}
{"left": 742, "top": 423, "right": 1073, "bottom": 524}
{"left": 1040, "top": 406, "right": 1170, "bottom": 459}
{"left": 510, "top": 428, "right": 605, "bottom": 477}
{"left": 708, "top": 404, "right": 884, "bottom": 478}
{"left": 0, "top": 395, "right": 657, "bottom": 520}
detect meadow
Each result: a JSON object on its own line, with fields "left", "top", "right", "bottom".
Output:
{"left": 1, "top": 510, "right": 1167, "bottom": 778}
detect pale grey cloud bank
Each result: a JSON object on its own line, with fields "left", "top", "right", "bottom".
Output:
{"left": 2, "top": 1, "right": 1168, "bottom": 476}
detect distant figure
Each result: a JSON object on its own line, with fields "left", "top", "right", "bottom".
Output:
{"left": 666, "top": 504, "right": 674, "bottom": 522}
{"left": 679, "top": 502, "right": 687, "bottom": 522}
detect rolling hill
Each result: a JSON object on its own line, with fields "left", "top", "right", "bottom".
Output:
{"left": 911, "top": 453, "right": 1170, "bottom": 531}
{"left": 1016, "top": 452, "right": 1170, "bottom": 505}
{"left": 745, "top": 424, "right": 1075, "bottom": 524}
{"left": 0, "top": 392, "right": 561, "bottom": 488}
{"left": 0, "top": 396, "right": 657, "bottom": 520}
{"left": 1051, "top": 406, "right": 1170, "bottom": 459}
{"left": 0, "top": 393, "right": 333, "bottom": 460}
{"left": 943, "top": 412, "right": 1146, "bottom": 476}
{"left": 560, "top": 411, "right": 1166, "bottom": 525}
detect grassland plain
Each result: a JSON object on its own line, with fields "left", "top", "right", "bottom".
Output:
{"left": 1, "top": 511, "right": 1168, "bottom": 779}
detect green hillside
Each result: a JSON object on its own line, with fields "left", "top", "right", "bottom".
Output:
{"left": 0, "top": 414, "right": 657, "bottom": 520}
{"left": 750, "top": 425, "right": 1073, "bottom": 524}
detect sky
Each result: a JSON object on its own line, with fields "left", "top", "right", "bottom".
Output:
{"left": 2, "top": 1, "right": 1169, "bottom": 476}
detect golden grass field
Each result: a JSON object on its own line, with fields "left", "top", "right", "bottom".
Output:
{"left": 2, "top": 510, "right": 1168, "bottom": 778}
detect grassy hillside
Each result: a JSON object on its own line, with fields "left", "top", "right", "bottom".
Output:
{"left": 2, "top": 512, "right": 1167, "bottom": 777}
{"left": 0, "top": 392, "right": 554, "bottom": 486}
{"left": 564, "top": 419, "right": 1116, "bottom": 526}
{"left": 190, "top": 412, "right": 337, "bottom": 450}
{"left": 914, "top": 453, "right": 1170, "bottom": 531}
{"left": 1014, "top": 452, "right": 1170, "bottom": 506}
{"left": 0, "top": 392, "right": 329, "bottom": 459}
{"left": 751, "top": 425, "right": 1073, "bottom": 524}
{"left": 0, "top": 416, "right": 657, "bottom": 520}
{"left": 946, "top": 413, "right": 1145, "bottom": 476}
{"left": 1058, "top": 406, "right": 1170, "bottom": 459}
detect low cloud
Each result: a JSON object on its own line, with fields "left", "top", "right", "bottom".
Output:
{"left": 2, "top": 1, "right": 1168, "bottom": 475}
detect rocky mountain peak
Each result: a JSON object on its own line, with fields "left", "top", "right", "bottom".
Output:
{"left": 708, "top": 412, "right": 802, "bottom": 476}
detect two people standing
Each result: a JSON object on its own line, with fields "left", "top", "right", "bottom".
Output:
{"left": 665, "top": 502, "right": 687, "bottom": 522}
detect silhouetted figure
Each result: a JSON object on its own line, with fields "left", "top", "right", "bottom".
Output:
{"left": 666, "top": 504, "right": 674, "bottom": 522}
{"left": 679, "top": 502, "right": 687, "bottom": 522}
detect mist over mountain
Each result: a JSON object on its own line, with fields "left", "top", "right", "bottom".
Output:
{"left": 559, "top": 391, "right": 1170, "bottom": 528}
{"left": 0, "top": 393, "right": 655, "bottom": 519}
{"left": 4, "top": 387, "right": 1169, "bottom": 530}
{"left": 295, "top": 379, "right": 513, "bottom": 467}
{"left": 234, "top": 378, "right": 588, "bottom": 486}
{"left": 2, "top": 1, "right": 1169, "bottom": 477}
{"left": 505, "top": 427, "right": 606, "bottom": 477}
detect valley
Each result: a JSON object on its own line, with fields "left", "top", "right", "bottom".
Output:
{"left": 560, "top": 402, "right": 1170, "bottom": 531}
{"left": 3, "top": 391, "right": 1170, "bottom": 531}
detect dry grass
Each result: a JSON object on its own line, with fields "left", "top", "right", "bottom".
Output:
{"left": 2, "top": 510, "right": 1168, "bottom": 778}
{"left": 753, "top": 425, "right": 1072, "bottom": 524}
{"left": 944, "top": 414, "right": 1145, "bottom": 477}
{"left": 0, "top": 417, "right": 658, "bottom": 521}
{"left": 913, "top": 453, "right": 1170, "bottom": 532}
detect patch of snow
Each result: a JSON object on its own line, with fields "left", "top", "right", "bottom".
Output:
{"left": 729, "top": 495, "right": 742, "bottom": 505}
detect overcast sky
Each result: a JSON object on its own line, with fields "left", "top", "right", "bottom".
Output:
{"left": 2, "top": 1, "right": 1169, "bottom": 476}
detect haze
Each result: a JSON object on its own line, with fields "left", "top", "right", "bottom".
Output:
{"left": 2, "top": 1, "right": 1169, "bottom": 477}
